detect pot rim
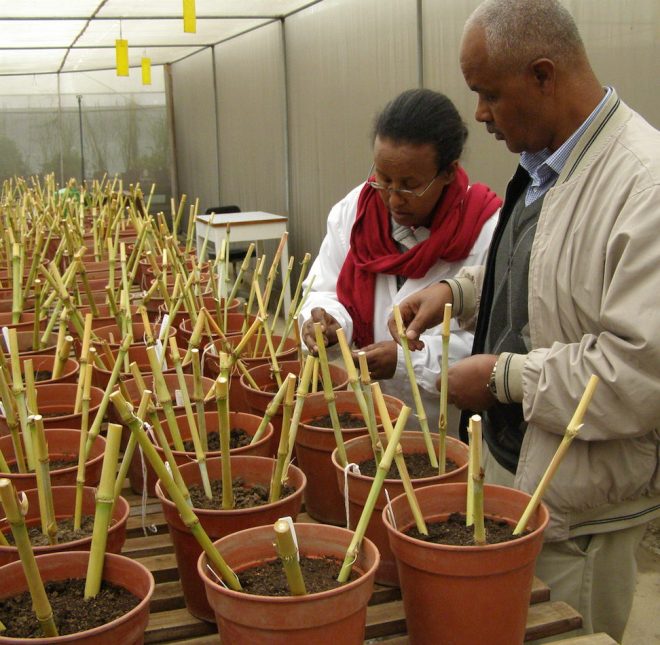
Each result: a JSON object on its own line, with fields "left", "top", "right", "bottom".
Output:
{"left": 382, "top": 481, "right": 550, "bottom": 553}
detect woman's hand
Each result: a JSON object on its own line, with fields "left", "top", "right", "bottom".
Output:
{"left": 301, "top": 308, "right": 341, "bottom": 354}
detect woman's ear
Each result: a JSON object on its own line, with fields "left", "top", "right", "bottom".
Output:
{"left": 443, "top": 160, "right": 459, "bottom": 183}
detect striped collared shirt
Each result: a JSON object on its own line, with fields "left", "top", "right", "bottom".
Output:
{"left": 520, "top": 87, "right": 612, "bottom": 205}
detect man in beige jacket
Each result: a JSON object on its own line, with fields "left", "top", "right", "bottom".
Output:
{"left": 390, "top": 0, "right": 660, "bottom": 640}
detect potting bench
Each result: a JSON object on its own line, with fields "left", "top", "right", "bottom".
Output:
{"left": 194, "top": 211, "right": 292, "bottom": 316}
{"left": 120, "top": 488, "right": 593, "bottom": 644}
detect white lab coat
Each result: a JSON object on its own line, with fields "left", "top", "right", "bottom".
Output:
{"left": 299, "top": 183, "right": 498, "bottom": 436}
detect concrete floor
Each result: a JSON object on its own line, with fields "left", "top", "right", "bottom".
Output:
{"left": 622, "top": 519, "right": 660, "bottom": 644}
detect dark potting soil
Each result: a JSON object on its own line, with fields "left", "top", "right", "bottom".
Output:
{"left": 238, "top": 555, "right": 359, "bottom": 596}
{"left": 307, "top": 411, "right": 365, "bottom": 429}
{"left": 358, "top": 452, "right": 458, "bottom": 479}
{"left": 406, "top": 512, "right": 527, "bottom": 546}
{"left": 7, "top": 457, "right": 77, "bottom": 473}
{"left": 3, "top": 515, "right": 95, "bottom": 547}
{"left": 0, "top": 578, "right": 140, "bottom": 638}
{"left": 188, "top": 477, "right": 296, "bottom": 510}
{"left": 181, "top": 428, "right": 251, "bottom": 452}
{"left": 33, "top": 370, "right": 53, "bottom": 382}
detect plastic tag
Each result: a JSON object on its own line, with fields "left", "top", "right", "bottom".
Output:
{"left": 1, "top": 327, "right": 10, "bottom": 351}
{"left": 159, "top": 315, "right": 170, "bottom": 341}
{"left": 343, "top": 463, "right": 361, "bottom": 528}
{"left": 279, "top": 515, "right": 299, "bottom": 560}
{"left": 384, "top": 488, "right": 397, "bottom": 530}
{"left": 174, "top": 389, "right": 184, "bottom": 407}
{"left": 155, "top": 338, "right": 168, "bottom": 370}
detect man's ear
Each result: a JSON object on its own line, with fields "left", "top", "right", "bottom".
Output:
{"left": 530, "top": 58, "right": 556, "bottom": 94}
{"left": 443, "top": 160, "right": 459, "bottom": 184}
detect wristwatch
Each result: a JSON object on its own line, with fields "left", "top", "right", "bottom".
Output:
{"left": 487, "top": 359, "right": 498, "bottom": 399}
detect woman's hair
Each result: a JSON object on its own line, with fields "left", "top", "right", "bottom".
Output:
{"left": 372, "top": 88, "right": 468, "bottom": 173}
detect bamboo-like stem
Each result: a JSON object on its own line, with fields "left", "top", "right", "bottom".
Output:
{"left": 223, "top": 242, "right": 255, "bottom": 331}
{"left": 269, "top": 256, "right": 294, "bottom": 336}
{"left": 0, "top": 478, "right": 59, "bottom": 637}
{"left": 513, "top": 375, "right": 599, "bottom": 535}
{"left": 249, "top": 374, "right": 289, "bottom": 445}
{"left": 313, "top": 322, "right": 347, "bottom": 467}
{"left": 214, "top": 378, "right": 233, "bottom": 509}
{"left": 146, "top": 344, "right": 185, "bottom": 451}
{"left": 84, "top": 423, "right": 123, "bottom": 598}
{"left": 111, "top": 389, "right": 241, "bottom": 588}
{"left": 8, "top": 328, "right": 35, "bottom": 470}
{"left": 269, "top": 374, "right": 297, "bottom": 502}
{"left": 466, "top": 421, "right": 474, "bottom": 526}
{"left": 51, "top": 334, "right": 72, "bottom": 381}
{"left": 273, "top": 519, "right": 307, "bottom": 595}
{"left": 31, "top": 278, "right": 42, "bottom": 352}
{"left": 113, "top": 391, "right": 151, "bottom": 506}
{"left": 170, "top": 337, "right": 212, "bottom": 499}
{"left": 11, "top": 243, "right": 23, "bottom": 324}
{"left": 73, "top": 359, "right": 94, "bottom": 530}
{"left": 190, "top": 349, "right": 208, "bottom": 453}
{"left": 263, "top": 232, "right": 288, "bottom": 311}
{"left": 252, "top": 281, "right": 282, "bottom": 387}
{"left": 337, "top": 405, "right": 410, "bottom": 583}
{"left": 438, "top": 303, "right": 452, "bottom": 475}
{"left": 468, "top": 415, "right": 486, "bottom": 545}
{"left": 392, "top": 305, "right": 438, "bottom": 468}
{"left": 283, "top": 355, "right": 315, "bottom": 474}
{"left": 84, "top": 333, "right": 133, "bottom": 457}
{"left": 311, "top": 358, "right": 319, "bottom": 393}
{"left": 276, "top": 253, "right": 312, "bottom": 354}
{"left": 372, "top": 382, "right": 427, "bottom": 535}
{"left": 0, "top": 366, "right": 26, "bottom": 473}
{"left": 31, "top": 415, "right": 58, "bottom": 545}
{"left": 357, "top": 353, "right": 383, "bottom": 462}
{"left": 24, "top": 360, "right": 38, "bottom": 417}
{"left": 185, "top": 200, "right": 198, "bottom": 254}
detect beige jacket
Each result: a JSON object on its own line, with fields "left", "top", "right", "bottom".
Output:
{"left": 448, "top": 92, "right": 660, "bottom": 540}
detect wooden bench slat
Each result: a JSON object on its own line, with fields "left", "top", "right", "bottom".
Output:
{"left": 552, "top": 633, "right": 617, "bottom": 645}
{"left": 525, "top": 601, "right": 583, "bottom": 642}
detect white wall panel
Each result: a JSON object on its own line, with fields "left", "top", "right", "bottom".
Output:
{"left": 285, "top": 0, "right": 419, "bottom": 262}
{"left": 214, "top": 21, "right": 287, "bottom": 216}
{"left": 170, "top": 48, "right": 219, "bottom": 215}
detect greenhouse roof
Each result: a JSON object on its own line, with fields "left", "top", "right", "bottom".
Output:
{"left": 0, "top": 0, "right": 317, "bottom": 76}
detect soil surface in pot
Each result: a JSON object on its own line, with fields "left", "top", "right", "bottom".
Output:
{"left": 34, "top": 370, "right": 53, "bottom": 382}
{"left": 188, "top": 477, "right": 295, "bottom": 510}
{"left": 7, "top": 457, "right": 77, "bottom": 473}
{"left": 4, "top": 515, "right": 95, "bottom": 546}
{"left": 307, "top": 412, "right": 364, "bottom": 428}
{"left": 358, "top": 452, "right": 458, "bottom": 479}
{"left": 181, "top": 428, "right": 250, "bottom": 452}
{"left": 238, "top": 556, "right": 359, "bottom": 596}
{"left": 406, "top": 512, "right": 528, "bottom": 546}
{"left": 0, "top": 578, "right": 140, "bottom": 638}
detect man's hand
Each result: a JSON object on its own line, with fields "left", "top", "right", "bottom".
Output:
{"left": 301, "top": 308, "right": 340, "bottom": 354}
{"left": 353, "top": 341, "right": 398, "bottom": 380}
{"left": 438, "top": 354, "right": 498, "bottom": 411}
{"left": 388, "top": 282, "right": 453, "bottom": 351}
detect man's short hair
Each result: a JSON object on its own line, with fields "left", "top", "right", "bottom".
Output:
{"left": 466, "top": 0, "right": 585, "bottom": 71}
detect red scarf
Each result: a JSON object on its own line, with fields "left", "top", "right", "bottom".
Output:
{"left": 336, "top": 166, "right": 501, "bottom": 347}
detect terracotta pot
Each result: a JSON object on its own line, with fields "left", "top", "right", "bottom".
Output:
{"left": 9, "top": 330, "right": 58, "bottom": 357}
{"left": 0, "top": 551, "right": 154, "bottom": 644}
{"left": 241, "top": 360, "right": 349, "bottom": 456}
{"left": 91, "top": 321, "right": 176, "bottom": 349}
{"left": 0, "top": 383, "right": 104, "bottom": 437}
{"left": 0, "top": 311, "right": 45, "bottom": 333}
{"left": 0, "top": 429, "right": 106, "bottom": 493}
{"left": 90, "top": 343, "right": 194, "bottom": 391}
{"left": 0, "top": 298, "right": 35, "bottom": 314}
{"left": 384, "top": 482, "right": 550, "bottom": 645}
{"left": 333, "top": 431, "right": 469, "bottom": 586}
{"left": 204, "top": 333, "right": 298, "bottom": 414}
{"left": 156, "top": 455, "right": 306, "bottom": 622}
{"left": 0, "top": 485, "right": 129, "bottom": 566}
{"left": 17, "top": 354, "right": 79, "bottom": 386}
{"left": 129, "top": 408, "right": 272, "bottom": 497}
{"left": 177, "top": 309, "right": 251, "bottom": 346}
{"left": 297, "top": 390, "right": 403, "bottom": 525}
{"left": 198, "top": 522, "right": 379, "bottom": 644}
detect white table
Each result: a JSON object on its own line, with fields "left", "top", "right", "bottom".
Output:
{"left": 195, "top": 211, "right": 291, "bottom": 316}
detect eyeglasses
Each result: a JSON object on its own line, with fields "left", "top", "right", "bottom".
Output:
{"left": 366, "top": 163, "right": 439, "bottom": 198}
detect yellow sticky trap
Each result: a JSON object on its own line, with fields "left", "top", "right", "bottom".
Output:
{"left": 141, "top": 57, "right": 152, "bottom": 85}
{"left": 183, "top": 0, "right": 196, "bottom": 33}
{"left": 115, "top": 39, "right": 129, "bottom": 76}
